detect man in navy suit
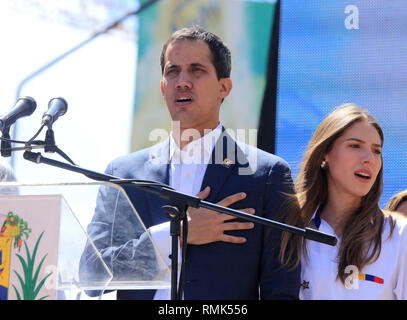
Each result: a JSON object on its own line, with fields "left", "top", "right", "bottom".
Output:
{"left": 81, "top": 26, "right": 300, "bottom": 300}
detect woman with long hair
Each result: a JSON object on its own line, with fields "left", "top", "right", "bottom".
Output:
{"left": 279, "top": 103, "right": 407, "bottom": 299}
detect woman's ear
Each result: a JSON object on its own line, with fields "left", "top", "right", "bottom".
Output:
{"left": 321, "top": 155, "right": 329, "bottom": 169}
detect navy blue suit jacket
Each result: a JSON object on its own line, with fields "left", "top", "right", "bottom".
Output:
{"left": 82, "top": 130, "right": 300, "bottom": 300}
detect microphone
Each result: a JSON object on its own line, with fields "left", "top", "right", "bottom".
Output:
{"left": 0, "top": 96, "right": 37, "bottom": 131}
{"left": 42, "top": 97, "right": 68, "bottom": 127}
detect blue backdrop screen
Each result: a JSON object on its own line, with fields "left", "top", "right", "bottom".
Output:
{"left": 276, "top": 0, "right": 407, "bottom": 207}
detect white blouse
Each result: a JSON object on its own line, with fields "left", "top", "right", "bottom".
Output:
{"left": 300, "top": 213, "right": 407, "bottom": 300}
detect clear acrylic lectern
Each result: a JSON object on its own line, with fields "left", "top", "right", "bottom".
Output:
{"left": 0, "top": 181, "right": 170, "bottom": 300}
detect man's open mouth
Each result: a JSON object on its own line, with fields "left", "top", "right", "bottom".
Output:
{"left": 176, "top": 97, "right": 192, "bottom": 103}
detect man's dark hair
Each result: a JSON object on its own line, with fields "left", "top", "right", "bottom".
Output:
{"left": 160, "top": 25, "right": 231, "bottom": 79}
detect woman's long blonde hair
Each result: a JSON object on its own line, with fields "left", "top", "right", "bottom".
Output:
{"left": 279, "top": 103, "right": 395, "bottom": 283}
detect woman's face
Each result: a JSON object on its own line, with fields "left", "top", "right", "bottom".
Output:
{"left": 324, "top": 120, "right": 383, "bottom": 202}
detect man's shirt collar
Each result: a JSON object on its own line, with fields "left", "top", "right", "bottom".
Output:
{"left": 169, "top": 122, "right": 223, "bottom": 165}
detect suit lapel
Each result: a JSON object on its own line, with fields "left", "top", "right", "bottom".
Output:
{"left": 201, "top": 129, "right": 239, "bottom": 202}
{"left": 141, "top": 133, "right": 251, "bottom": 220}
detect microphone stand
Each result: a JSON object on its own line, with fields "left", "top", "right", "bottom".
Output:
{"left": 0, "top": 129, "right": 12, "bottom": 157}
{"left": 21, "top": 150, "right": 338, "bottom": 300}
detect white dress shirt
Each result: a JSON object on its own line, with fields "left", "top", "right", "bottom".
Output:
{"left": 150, "top": 123, "right": 223, "bottom": 300}
{"left": 300, "top": 211, "right": 407, "bottom": 300}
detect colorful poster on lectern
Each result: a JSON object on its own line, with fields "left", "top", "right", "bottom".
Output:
{"left": 0, "top": 195, "right": 60, "bottom": 300}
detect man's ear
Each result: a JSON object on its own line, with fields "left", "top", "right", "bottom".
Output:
{"left": 160, "top": 80, "right": 164, "bottom": 95}
{"left": 219, "top": 78, "right": 232, "bottom": 100}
